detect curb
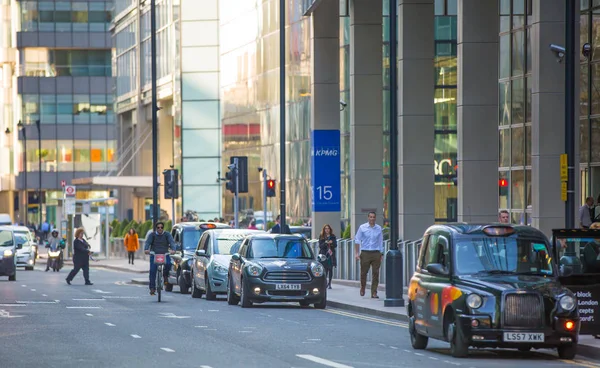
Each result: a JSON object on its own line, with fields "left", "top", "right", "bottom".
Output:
{"left": 331, "top": 279, "right": 408, "bottom": 294}
{"left": 131, "top": 278, "right": 149, "bottom": 285}
{"left": 326, "top": 300, "right": 409, "bottom": 323}
{"left": 39, "top": 259, "right": 148, "bottom": 274}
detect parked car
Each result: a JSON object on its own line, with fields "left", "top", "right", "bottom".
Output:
{"left": 167, "top": 222, "right": 230, "bottom": 293}
{"left": 0, "top": 226, "right": 18, "bottom": 281}
{"left": 227, "top": 233, "right": 327, "bottom": 308}
{"left": 14, "top": 233, "right": 35, "bottom": 270}
{"left": 191, "top": 228, "right": 263, "bottom": 300}
{"left": 407, "top": 223, "right": 580, "bottom": 359}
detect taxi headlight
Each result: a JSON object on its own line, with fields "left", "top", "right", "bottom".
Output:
{"left": 311, "top": 262, "right": 325, "bottom": 277}
{"left": 560, "top": 295, "right": 576, "bottom": 311}
{"left": 466, "top": 293, "right": 483, "bottom": 309}
{"left": 3, "top": 249, "right": 13, "bottom": 257}
{"left": 246, "top": 264, "right": 263, "bottom": 277}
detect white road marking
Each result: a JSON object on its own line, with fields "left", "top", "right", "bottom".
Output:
{"left": 102, "top": 296, "right": 140, "bottom": 299}
{"left": 30, "top": 289, "right": 36, "bottom": 291}
{"left": 296, "top": 355, "right": 353, "bottom": 368}
{"left": 205, "top": 329, "right": 217, "bottom": 331}
{"left": 66, "top": 306, "right": 102, "bottom": 309}
{"left": 414, "top": 353, "right": 424, "bottom": 356}
{"left": 195, "top": 326, "right": 208, "bottom": 328}
{"left": 429, "top": 357, "right": 438, "bottom": 360}
{"left": 403, "top": 350, "right": 411, "bottom": 353}
{"left": 85, "top": 314, "right": 94, "bottom": 317}
{"left": 0, "top": 304, "right": 26, "bottom": 307}
{"left": 73, "top": 298, "right": 105, "bottom": 301}
{"left": 131, "top": 334, "right": 141, "bottom": 339}
{"left": 0, "top": 310, "right": 24, "bottom": 318}
{"left": 21, "top": 285, "right": 26, "bottom": 287}
{"left": 42, "top": 294, "right": 48, "bottom": 297}
{"left": 105, "top": 323, "right": 116, "bottom": 327}
{"left": 207, "top": 310, "right": 219, "bottom": 312}
{"left": 92, "top": 289, "right": 112, "bottom": 294}
{"left": 239, "top": 331, "right": 252, "bottom": 333}
{"left": 159, "top": 312, "right": 190, "bottom": 319}
{"left": 200, "top": 366, "right": 213, "bottom": 368}
{"left": 160, "top": 348, "right": 175, "bottom": 353}
{"left": 307, "top": 338, "right": 321, "bottom": 341}
{"left": 16, "top": 301, "right": 57, "bottom": 304}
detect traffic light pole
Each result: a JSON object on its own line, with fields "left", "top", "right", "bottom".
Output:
{"left": 150, "top": 0, "right": 159, "bottom": 225}
{"left": 262, "top": 169, "right": 267, "bottom": 229}
{"left": 170, "top": 168, "right": 175, "bottom": 224}
{"left": 234, "top": 157, "right": 239, "bottom": 229}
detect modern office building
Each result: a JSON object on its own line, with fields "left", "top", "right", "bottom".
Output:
{"left": 0, "top": 0, "right": 115, "bottom": 225}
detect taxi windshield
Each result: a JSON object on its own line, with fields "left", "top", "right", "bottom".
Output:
{"left": 454, "top": 237, "right": 553, "bottom": 276}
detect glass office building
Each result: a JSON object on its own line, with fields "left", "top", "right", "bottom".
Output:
{"left": 10, "top": 0, "right": 115, "bottom": 224}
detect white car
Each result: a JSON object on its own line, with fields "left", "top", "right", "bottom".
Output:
{"left": 11, "top": 226, "right": 37, "bottom": 270}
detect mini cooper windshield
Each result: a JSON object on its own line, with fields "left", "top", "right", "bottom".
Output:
{"left": 249, "top": 239, "right": 313, "bottom": 259}
{"left": 454, "top": 237, "right": 553, "bottom": 276}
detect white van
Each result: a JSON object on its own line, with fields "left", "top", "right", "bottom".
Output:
{"left": 0, "top": 214, "right": 12, "bottom": 226}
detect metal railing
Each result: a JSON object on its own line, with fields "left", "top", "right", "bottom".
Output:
{"left": 108, "top": 236, "right": 423, "bottom": 288}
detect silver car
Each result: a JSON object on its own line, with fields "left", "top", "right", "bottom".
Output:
{"left": 191, "top": 229, "right": 263, "bottom": 300}
{"left": 11, "top": 225, "right": 38, "bottom": 264}
{"left": 14, "top": 232, "right": 36, "bottom": 270}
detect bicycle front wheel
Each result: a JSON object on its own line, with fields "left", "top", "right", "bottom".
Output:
{"left": 157, "top": 265, "right": 163, "bottom": 302}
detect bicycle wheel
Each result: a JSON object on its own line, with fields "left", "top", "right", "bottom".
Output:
{"left": 157, "top": 265, "right": 162, "bottom": 302}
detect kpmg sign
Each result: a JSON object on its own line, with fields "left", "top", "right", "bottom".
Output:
{"left": 311, "top": 130, "right": 341, "bottom": 212}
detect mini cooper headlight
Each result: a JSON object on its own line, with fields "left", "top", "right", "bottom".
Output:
{"left": 247, "top": 264, "right": 263, "bottom": 277}
{"left": 3, "top": 249, "right": 13, "bottom": 257}
{"left": 466, "top": 293, "right": 483, "bottom": 309}
{"left": 311, "top": 262, "right": 325, "bottom": 277}
{"left": 560, "top": 295, "right": 576, "bottom": 311}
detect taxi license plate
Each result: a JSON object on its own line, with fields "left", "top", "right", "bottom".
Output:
{"left": 503, "top": 332, "right": 544, "bottom": 342}
{"left": 275, "top": 284, "right": 301, "bottom": 290}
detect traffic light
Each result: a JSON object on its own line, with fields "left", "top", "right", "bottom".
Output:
{"left": 266, "top": 179, "right": 276, "bottom": 197}
{"left": 499, "top": 178, "right": 509, "bottom": 197}
{"left": 231, "top": 156, "right": 248, "bottom": 193}
{"left": 163, "top": 169, "right": 179, "bottom": 199}
{"left": 225, "top": 170, "right": 236, "bottom": 194}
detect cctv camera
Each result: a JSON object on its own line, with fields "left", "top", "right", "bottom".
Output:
{"left": 583, "top": 42, "right": 592, "bottom": 59}
{"left": 339, "top": 100, "right": 347, "bottom": 107}
{"left": 549, "top": 44, "right": 566, "bottom": 62}
{"left": 258, "top": 167, "right": 263, "bottom": 172}
{"left": 227, "top": 164, "right": 235, "bottom": 170}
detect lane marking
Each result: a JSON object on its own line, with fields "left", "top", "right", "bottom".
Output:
{"left": 195, "top": 326, "right": 208, "bottom": 328}
{"left": 239, "top": 331, "right": 252, "bottom": 333}
{"left": 105, "top": 323, "right": 115, "bottom": 327}
{"left": 42, "top": 294, "right": 48, "bottom": 297}
{"left": 205, "top": 329, "right": 217, "bottom": 331}
{"left": 66, "top": 306, "right": 102, "bottom": 309}
{"left": 85, "top": 314, "right": 94, "bottom": 317}
{"left": 102, "top": 296, "right": 140, "bottom": 299}
{"left": 308, "top": 338, "right": 322, "bottom": 341}
{"left": 21, "top": 285, "right": 26, "bottom": 287}
{"left": 296, "top": 355, "right": 353, "bottom": 368}
{"left": 160, "top": 348, "right": 175, "bottom": 353}
{"left": 208, "top": 310, "right": 219, "bottom": 312}
{"left": 93, "top": 290, "right": 112, "bottom": 294}
{"left": 390, "top": 346, "right": 398, "bottom": 350}
{"left": 73, "top": 298, "right": 105, "bottom": 301}
{"left": 16, "top": 301, "right": 58, "bottom": 304}
{"left": 159, "top": 313, "right": 190, "bottom": 319}
{"left": 30, "top": 289, "right": 36, "bottom": 291}
{"left": 0, "top": 309, "right": 24, "bottom": 318}
{"left": 0, "top": 304, "right": 27, "bottom": 307}
{"left": 322, "top": 309, "right": 408, "bottom": 328}
{"left": 131, "top": 334, "right": 141, "bottom": 339}
{"left": 200, "top": 366, "right": 213, "bottom": 368}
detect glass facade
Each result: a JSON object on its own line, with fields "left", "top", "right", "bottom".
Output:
{"left": 24, "top": 139, "right": 116, "bottom": 172}
{"left": 20, "top": 1, "right": 113, "bottom": 32}
{"left": 580, "top": 0, "right": 600, "bottom": 202}
{"left": 20, "top": 49, "right": 111, "bottom": 77}
{"left": 498, "top": 0, "right": 532, "bottom": 225}
{"left": 21, "top": 93, "right": 114, "bottom": 125}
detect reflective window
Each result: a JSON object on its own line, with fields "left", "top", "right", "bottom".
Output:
{"left": 19, "top": 0, "right": 113, "bottom": 32}
{"left": 21, "top": 94, "right": 113, "bottom": 125}
{"left": 23, "top": 140, "right": 116, "bottom": 172}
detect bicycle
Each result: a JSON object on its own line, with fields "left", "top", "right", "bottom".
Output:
{"left": 150, "top": 252, "right": 168, "bottom": 302}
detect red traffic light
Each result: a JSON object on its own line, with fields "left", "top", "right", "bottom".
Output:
{"left": 499, "top": 179, "right": 508, "bottom": 187}
{"left": 267, "top": 180, "right": 275, "bottom": 189}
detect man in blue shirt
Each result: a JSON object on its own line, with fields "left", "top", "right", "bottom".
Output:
{"left": 354, "top": 212, "right": 384, "bottom": 298}
{"left": 144, "top": 222, "right": 176, "bottom": 295}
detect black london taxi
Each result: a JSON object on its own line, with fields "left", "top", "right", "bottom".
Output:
{"left": 408, "top": 223, "right": 580, "bottom": 359}
{"left": 227, "top": 233, "right": 327, "bottom": 308}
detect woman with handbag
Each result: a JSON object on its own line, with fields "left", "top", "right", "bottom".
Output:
{"left": 65, "top": 227, "right": 93, "bottom": 285}
{"left": 318, "top": 224, "right": 337, "bottom": 289}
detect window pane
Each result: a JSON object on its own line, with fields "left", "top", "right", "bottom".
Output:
{"left": 525, "top": 124, "right": 531, "bottom": 166}
{"left": 581, "top": 118, "right": 590, "bottom": 164}
{"left": 526, "top": 29, "right": 531, "bottom": 73}
{"left": 434, "top": 88, "right": 457, "bottom": 130}
{"left": 511, "top": 126, "right": 524, "bottom": 166}
{"left": 499, "top": 171, "right": 509, "bottom": 208}
{"left": 511, "top": 78, "right": 524, "bottom": 124}
{"left": 447, "top": 0, "right": 457, "bottom": 15}
{"left": 500, "top": 34, "right": 510, "bottom": 79}
{"left": 526, "top": 169, "right": 532, "bottom": 208}
{"left": 511, "top": 169, "right": 525, "bottom": 210}
{"left": 592, "top": 11, "right": 600, "bottom": 61}
{"left": 525, "top": 77, "right": 532, "bottom": 123}
{"left": 499, "top": 82, "right": 511, "bottom": 126}
{"left": 500, "top": 0, "right": 511, "bottom": 33}
{"left": 500, "top": 128, "right": 511, "bottom": 167}
{"left": 592, "top": 118, "right": 600, "bottom": 162}
{"left": 512, "top": 0, "right": 525, "bottom": 28}
{"left": 582, "top": 65, "right": 589, "bottom": 117}
{"left": 592, "top": 63, "right": 600, "bottom": 115}
{"left": 512, "top": 31, "right": 525, "bottom": 76}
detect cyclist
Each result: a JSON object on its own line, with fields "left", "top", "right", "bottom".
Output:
{"left": 144, "top": 222, "right": 176, "bottom": 295}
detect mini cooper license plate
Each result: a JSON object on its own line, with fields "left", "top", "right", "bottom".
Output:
{"left": 503, "top": 332, "right": 545, "bottom": 342}
{"left": 275, "top": 284, "right": 301, "bottom": 290}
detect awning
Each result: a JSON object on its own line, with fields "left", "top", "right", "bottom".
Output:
{"left": 72, "top": 176, "right": 152, "bottom": 188}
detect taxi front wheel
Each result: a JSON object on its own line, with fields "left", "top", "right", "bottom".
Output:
{"left": 447, "top": 319, "right": 468, "bottom": 358}
{"left": 557, "top": 344, "right": 577, "bottom": 360}
{"left": 409, "top": 317, "right": 428, "bottom": 350}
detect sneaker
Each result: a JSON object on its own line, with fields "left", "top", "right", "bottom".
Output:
{"left": 85, "top": 282, "right": 93, "bottom": 285}
{"left": 65, "top": 278, "right": 71, "bottom": 285}
{"left": 150, "top": 289, "right": 156, "bottom": 295}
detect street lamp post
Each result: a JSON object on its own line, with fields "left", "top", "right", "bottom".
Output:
{"left": 384, "top": 0, "right": 404, "bottom": 308}
{"left": 565, "top": 0, "right": 576, "bottom": 228}
{"left": 150, "top": 0, "right": 159, "bottom": 225}
{"left": 279, "top": 0, "right": 287, "bottom": 231}
{"left": 17, "top": 121, "right": 28, "bottom": 225}
{"left": 35, "top": 120, "right": 42, "bottom": 226}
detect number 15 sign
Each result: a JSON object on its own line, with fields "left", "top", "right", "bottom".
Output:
{"left": 311, "top": 130, "right": 341, "bottom": 212}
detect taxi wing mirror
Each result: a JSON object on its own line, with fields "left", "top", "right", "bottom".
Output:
{"left": 195, "top": 249, "right": 207, "bottom": 257}
{"left": 231, "top": 253, "right": 240, "bottom": 262}
{"left": 426, "top": 263, "right": 449, "bottom": 276}
{"left": 560, "top": 265, "right": 574, "bottom": 277}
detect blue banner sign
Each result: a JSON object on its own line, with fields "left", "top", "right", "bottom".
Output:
{"left": 311, "top": 130, "right": 341, "bottom": 212}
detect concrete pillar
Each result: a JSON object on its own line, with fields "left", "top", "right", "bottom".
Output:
{"left": 350, "top": 0, "right": 383, "bottom": 233}
{"left": 457, "top": 0, "right": 499, "bottom": 222}
{"left": 310, "top": 0, "right": 341, "bottom": 238}
{"left": 530, "top": 0, "right": 575, "bottom": 234}
{"left": 397, "top": 0, "right": 434, "bottom": 240}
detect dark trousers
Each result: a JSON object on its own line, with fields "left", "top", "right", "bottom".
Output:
{"left": 128, "top": 251, "right": 135, "bottom": 264}
{"left": 67, "top": 264, "right": 90, "bottom": 283}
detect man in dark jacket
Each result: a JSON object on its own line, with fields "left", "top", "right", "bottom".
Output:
{"left": 144, "top": 222, "right": 176, "bottom": 295}
{"left": 269, "top": 215, "right": 291, "bottom": 234}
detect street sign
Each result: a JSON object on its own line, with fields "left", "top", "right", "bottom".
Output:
{"left": 560, "top": 154, "right": 568, "bottom": 182}
{"left": 65, "top": 185, "right": 76, "bottom": 197}
{"left": 82, "top": 202, "right": 91, "bottom": 215}
{"left": 311, "top": 130, "right": 341, "bottom": 212}
{"left": 561, "top": 182, "right": 567, "bottom": 201}
{"left": 65, "top": 198, "right": 76, "bottom": 215}
{"left": 61, "top": 180, "right": 66, "bottom": 187}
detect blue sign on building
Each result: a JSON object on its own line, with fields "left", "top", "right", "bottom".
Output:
{"left": 311, "top": 130, "right": 341, "bottom": 212}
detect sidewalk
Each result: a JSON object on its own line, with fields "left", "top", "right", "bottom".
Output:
{"left": 37, "top": 254, "right": 148, "bottom": 274}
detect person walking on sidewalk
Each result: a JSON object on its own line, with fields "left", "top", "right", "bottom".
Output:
{"left": 124, "top": 228, "right": 139, "bottom": 265}
{"left": 318, "top": 224, "right": 337, "bottom": 289}
{"left": 144, "top": 222, "right": 176, "bottom": 296}
{"left": 354, "top": 212, "right": 383, "bottom": 299}
{"left": 65, "top": 227, "right": 93, "bottom": 285}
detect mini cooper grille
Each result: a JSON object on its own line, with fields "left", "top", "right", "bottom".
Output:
{"left": 263, "top": 271, "right": 311, "bottom": 282}
{"left": 267, "top": 290, "right": 308, "bottom": 297}
{"left": 503, "top": 293, "right": 544, "bottom": 328}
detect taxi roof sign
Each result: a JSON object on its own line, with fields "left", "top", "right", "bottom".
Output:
{"left": 482, "top": 226, "right": 516, "bottom": 237}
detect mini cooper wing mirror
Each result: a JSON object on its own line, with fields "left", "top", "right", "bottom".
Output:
{"left": 16, "top": 243, "right": 23, "bottom": 249}
{"left": 231, "top": 253, "right": 241, "bottom": 261}
{"left": 426, "top": 263, "right": 449, "bottom": 276}
{"left": 195, "top": 249, "right": 207, "bottom": 257}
